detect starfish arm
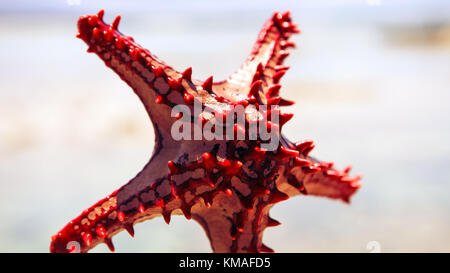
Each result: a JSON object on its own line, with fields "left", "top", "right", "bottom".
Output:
{"left": 212, "top": 11, "right": 299, "bottom": 103}
{"left": 275, "top": 139, "right": 362, "bottom": 203}
{"left": 299, "top": 159, "right": 362, "bottom": 203}
{"left": 282, "top": 159, "right": 362, "bottom": 203}
{"left": 49, "top": 161, "right": 179, "bottom": 253}
{"left": 76, "top": 10, "right": 202, "bottom": 135}
{"left": 50, "top": 131, "right": 213, "bottom": 253}
{"left": 191, "top": 196, "right": 277, "bottom": 253}
{"left": 50, "top": 189, "right": 123, "bottom": 253}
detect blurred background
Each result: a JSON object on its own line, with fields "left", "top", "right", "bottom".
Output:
{"left": 0, "top": 0, "right": 449, "bottom": 252}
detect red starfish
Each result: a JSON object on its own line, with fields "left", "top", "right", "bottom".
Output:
{"left": 50, "top": 10, "right": 361, "bottom": 253}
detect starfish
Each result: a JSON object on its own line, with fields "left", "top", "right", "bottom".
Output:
{"left": 50, "top": 10, "right": 361, "bottom": 253}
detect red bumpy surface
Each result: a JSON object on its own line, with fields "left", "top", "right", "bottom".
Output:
{"left": 50, "top": 10, "right": 361, "bottom": 253}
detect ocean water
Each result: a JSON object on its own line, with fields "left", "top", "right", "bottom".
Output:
{"left": 0, "top": 0, "right": 449, "bottom": 252}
